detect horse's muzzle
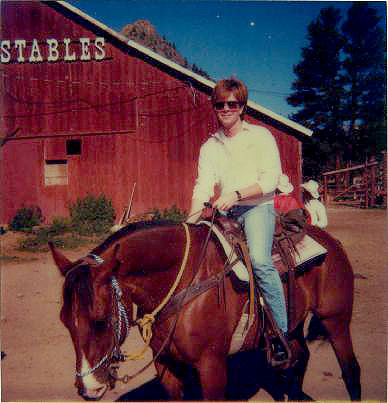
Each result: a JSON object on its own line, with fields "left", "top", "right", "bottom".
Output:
{"left": 78, "top": 384, "right": 108, "bottom": 401}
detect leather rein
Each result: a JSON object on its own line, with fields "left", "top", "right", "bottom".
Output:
{"left": 70, "top": 223, "right": 194, "bottom": 382}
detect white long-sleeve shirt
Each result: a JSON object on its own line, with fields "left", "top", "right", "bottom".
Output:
{"left": 192, "top": 121, "right": 282, "bottom": 206}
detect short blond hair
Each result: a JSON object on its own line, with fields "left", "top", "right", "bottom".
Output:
{"left": 211, "top": 78, "right": 248, "bottom": 117}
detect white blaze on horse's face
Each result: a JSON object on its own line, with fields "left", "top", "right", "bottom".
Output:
{"left": 69, "top": 310, "right": 112, "bottom": 400}
{"left": 70, "top": 298, "right": 113, "bottom": 400}
{"left": 80, "top": 356, "right": 108, "bottom": 399}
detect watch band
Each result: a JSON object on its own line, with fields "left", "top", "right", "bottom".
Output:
{"left": 235, "top": 190, "right": 242, "bottom": 201}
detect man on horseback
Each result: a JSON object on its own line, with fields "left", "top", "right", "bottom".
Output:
{"left": 186, "top": 77, "right": 289, "bottom": 364}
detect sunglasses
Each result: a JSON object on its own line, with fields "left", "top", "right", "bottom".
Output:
{"left": 213, "top": 101, "right": 242, "bottom": 111}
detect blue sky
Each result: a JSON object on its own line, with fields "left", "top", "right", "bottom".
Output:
{"left": 67, "top": 1, "right": 386, "bottom": 118}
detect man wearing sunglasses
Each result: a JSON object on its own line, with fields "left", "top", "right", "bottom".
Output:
{"left": 187, "top": 78, "right": 288, "bottom": 364}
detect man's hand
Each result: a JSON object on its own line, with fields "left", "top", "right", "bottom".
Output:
{"left": 212, "top": 192, "right": 238, "bottom": 211}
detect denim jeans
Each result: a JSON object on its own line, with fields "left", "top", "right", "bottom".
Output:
{"left": 236, "top": 204, "right": 288, "bottom": 333}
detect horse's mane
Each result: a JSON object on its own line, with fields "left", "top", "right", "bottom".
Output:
{"left": 92, "top": 220, "right": 180, "bottom": 254}
{"left": 62, "top": 220, "right": 180, "bottom": 312}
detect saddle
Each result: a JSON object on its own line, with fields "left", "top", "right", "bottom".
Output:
{"left": 213, "top": 208, "right": 308, "bottom": 368}
{"left": 214, "top": 208, "right": 307, "bottom": 260}
{"left": 157, "top": 209, "right": 309, "bottom": 368}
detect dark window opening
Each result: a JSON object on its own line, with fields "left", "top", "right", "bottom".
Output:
{"left": 46, "top": 159, "right": 67, "bottom": 165}
{"left": 66, "top": 139, "right": 81, "bottom": 155}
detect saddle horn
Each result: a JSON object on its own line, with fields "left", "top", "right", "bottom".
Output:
{"left": 48, "top": 241, "right": 73, "bottom": 275}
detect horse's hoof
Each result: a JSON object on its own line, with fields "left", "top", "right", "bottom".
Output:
{"left": 271, "top": 359, "right": 290, "bottom": 370}
{"left": 288, "top": 392, "right": 315, "bottom": 401}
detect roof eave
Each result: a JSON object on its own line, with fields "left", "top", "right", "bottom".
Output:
{"left": 54, "top": 1, "right": 312, "bottom": 137}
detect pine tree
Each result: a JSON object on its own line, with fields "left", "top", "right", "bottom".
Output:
{"left": 341, "top": 2, "right": 386, "bottom": 162}
{"left": 288, "top": 2, "right": 386, "bottom": 176}
{"left": 287, "top": 7, "right": 344, "bottom": 177}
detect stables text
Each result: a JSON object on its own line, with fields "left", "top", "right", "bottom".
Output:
{"left": 0, "top": 37, "right": 106, "bottom": 63}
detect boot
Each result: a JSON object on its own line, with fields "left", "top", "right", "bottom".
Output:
{"left": 270, "top": 332, "right": 290, "bottom": 367}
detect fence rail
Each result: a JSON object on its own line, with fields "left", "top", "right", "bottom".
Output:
{"left": 322, "top": 152, "right": 387, "bottom": 208}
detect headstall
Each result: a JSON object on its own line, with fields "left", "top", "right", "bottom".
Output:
{"left": 67, "top": 254, "right": 131, "bottom": 378}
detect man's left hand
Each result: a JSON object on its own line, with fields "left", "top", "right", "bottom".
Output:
{"left": 212, "top": 192, "right": 238, "bottom": 211}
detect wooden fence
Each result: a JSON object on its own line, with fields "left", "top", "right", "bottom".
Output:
{"left": 322, "top": 152, "right": 387, "bottom": 208}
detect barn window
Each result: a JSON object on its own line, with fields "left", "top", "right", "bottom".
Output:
{"left": 44, "top": 160, "right": 68, "bottom": 186}
{"left": 66, "top": 139, "right": 81, "bottom": 155}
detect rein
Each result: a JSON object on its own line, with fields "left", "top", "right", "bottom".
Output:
{"left": 134, "top": 223, "right": 191, "bottom": 347}
{"left": 73, "top": 221, "right": 212, "bottom": 384}
{"left": 112, "top": 222, "right": 196, "bottom": 384}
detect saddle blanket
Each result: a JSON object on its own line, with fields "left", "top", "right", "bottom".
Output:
{"left": 199, "top": 221, "right": 327, "bottom": 282}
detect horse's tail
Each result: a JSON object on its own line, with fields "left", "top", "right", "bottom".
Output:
{"left": 305, "top": 314, "right": 329, "bottom": 342}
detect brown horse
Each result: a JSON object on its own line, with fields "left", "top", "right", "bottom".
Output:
{"left": 50, "top": 220, "right": 361, "bottom": 401}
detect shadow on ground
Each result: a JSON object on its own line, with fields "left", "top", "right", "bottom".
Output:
{"left": 117, "top": 349, "right": 290, "bottom": 401}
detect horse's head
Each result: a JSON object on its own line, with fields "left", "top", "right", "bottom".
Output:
{"left": 50, "top": 242, "right": 132, "bottom": 400}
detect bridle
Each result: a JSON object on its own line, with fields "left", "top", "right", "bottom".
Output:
{"left": 70, "top": 223, "right": 196, "bottom": 384}
{"left": 76, "top": 275, "right": 131, "bottom": 378}
{"left": 67, "top": 254, "right": 132, "bottom": 379}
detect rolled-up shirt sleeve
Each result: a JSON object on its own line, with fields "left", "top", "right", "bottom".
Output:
{"left": 255, "top": 128, "right": 282, "bottom": 195}
{"left": 192, "top": 141, "right": 218, "bottom": 204}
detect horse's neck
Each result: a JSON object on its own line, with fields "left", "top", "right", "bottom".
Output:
{"left": 119, "top": 225, "right": 186, "bottom": 312}
{"left": 128, "top": 269, "right": 181, "bottom": 312}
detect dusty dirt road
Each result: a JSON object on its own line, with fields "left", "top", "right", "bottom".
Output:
{"left": 1, "top": 206, "right": 386, "bottom": 402}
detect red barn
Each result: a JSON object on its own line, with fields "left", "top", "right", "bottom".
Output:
{"left": 0, "top": 0, "right": 312, "bottom": 224}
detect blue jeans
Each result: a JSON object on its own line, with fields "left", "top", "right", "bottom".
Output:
{"left": 236, "top": 204, "right": 288, "bottom": 333}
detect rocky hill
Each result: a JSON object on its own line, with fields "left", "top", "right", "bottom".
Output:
{"left": 121, "top": 19, "right": 210, "bottom": 79}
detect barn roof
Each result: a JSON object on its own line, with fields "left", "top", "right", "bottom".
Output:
{"left": 52, "top": 1, "right": 313, "bottom": 137}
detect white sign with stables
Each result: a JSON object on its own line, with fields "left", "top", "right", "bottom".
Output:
{"left": 0, "top": 36, "right": 106, "bottom": 63}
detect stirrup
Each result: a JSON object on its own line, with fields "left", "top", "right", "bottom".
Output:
{"left": 270, "top": 342, "right": 289, "bottom": 367}
{"left": 268, "top": 333, "right": 292, "bottom": 369}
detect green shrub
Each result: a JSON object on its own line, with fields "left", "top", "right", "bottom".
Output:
{"left": 69, "top": 194, "right": 115, "bottom": 235}
{"left": 10, "top": 206, "right": 43, "bottom": 230}
{"left": 18, "top": 233, "right": 88, "bottom": 252}
{"left": 17, "top": 215, "right": 88, "bottom": 252}
{"left": 151, "top": 204, "right": 187, "bottom": 223}
{"left": 49, "top": 216, "right": 71, "bottom": 235}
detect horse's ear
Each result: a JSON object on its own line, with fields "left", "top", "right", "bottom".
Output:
{"left": 49, "top": 242, "right": 73, "bottom": 275}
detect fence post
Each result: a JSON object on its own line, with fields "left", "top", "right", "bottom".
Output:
{"left": 363, "top": 159, "right": 369, "bottom": 208}
{"left": 382, "top": 151, "right": 387, "bottom": 207}
{"left": 323, "top": 175, "right": 328, "bottom": 205}
{"left": 369, "top": 156, "right": 377, "bottom": 207}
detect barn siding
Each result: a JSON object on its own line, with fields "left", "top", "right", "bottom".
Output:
{"left": 1, "top": 1, "right": 304, "bottom": 224}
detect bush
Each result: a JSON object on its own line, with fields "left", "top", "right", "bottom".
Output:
{"left": 69, "top": 194, "right": 115, "bottom": 235}
{"left": 17, "top": 215, "right": 99, "bottom": 252}
{"left": 10, "top": 206, "right": 43, "bottom": 230}
{"left": 49, "top": 216, "right": 71, "bottom": 236}
{"left": 150, "top": 204, "right": 187, "bottom": 223}
{"left": 18, "top": 232, "right": 88, "bottom": 252}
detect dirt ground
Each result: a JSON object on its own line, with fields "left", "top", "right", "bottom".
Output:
{"left": 1, "top": 206, "right": 386, "bottom": 402}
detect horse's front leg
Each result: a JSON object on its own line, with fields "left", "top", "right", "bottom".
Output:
{"left": 155, "top": 361, "right": 184, "bottom": 400}
{"left": 197, "top": 352, "right": 227, "bottom": 400}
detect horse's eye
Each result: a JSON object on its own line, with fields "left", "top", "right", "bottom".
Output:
{"left": 93, "top": 320, "right": 108, "bottom": 332}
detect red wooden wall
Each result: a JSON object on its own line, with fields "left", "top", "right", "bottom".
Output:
{"left": 0, "top": 1, "right": 302, "bottom": 224}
